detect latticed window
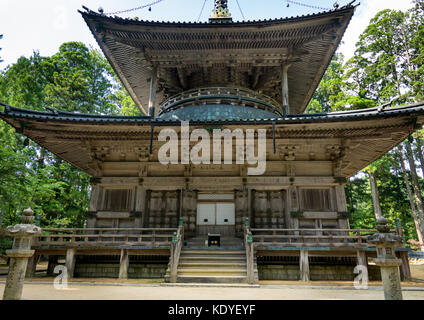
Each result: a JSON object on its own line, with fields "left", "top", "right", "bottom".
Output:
{"left": 299, "top": 189, "right": 331, "bottom": 211}
{"left": 102, "top": 189, "right": 133, "bottom": 211}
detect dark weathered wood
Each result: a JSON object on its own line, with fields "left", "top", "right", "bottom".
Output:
{"left": 398, "top": 251, "right": 411, "bottom": 281}
{"left": 35, "top": 228, "right": 178, "bottom": 249}
{"left": 25, "top": 252, "right": 40, "bottom": 278}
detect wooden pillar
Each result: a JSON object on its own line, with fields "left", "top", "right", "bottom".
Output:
{"left": 88, "top": 184, "right": 101, "bottom": 228}
{"left": 398, "top": 251, "right": 411, "bottom": 281}
{"left": 247, "top": 188, "right": 252, "bottom": 222}
{"left": 135, "top": 186, "right": 146, "bottom": 228}
{"left": 335, "top": 185, "right": 349, "bottom": 229}
{"left": 148, "top": 66, "right": 158, "bottom": 117}
{"left": 282, "top": 64, "right": 291, "bottom": 115}
{"left": 299, "top": 250, "right": 310, "bottom": 281}
{"left": 25, "top": 252, "right": 39, "bottom": 278}
{"left": 356, "top": 250, "right": 368, "bottom": 271}
{"left": 47, "top": 255, "right": 58, "bottom": 275}
{"left": 65, "top": 249, "right": 76, "bottom": 279}
{"left": 119, "top": 249, "right": 130, "bottom": 280}
{"left": 89, "top": 185, "right": 101, "bottom": 212}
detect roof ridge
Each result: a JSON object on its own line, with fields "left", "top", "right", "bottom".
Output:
{"left": 79, "top": 4, "right": 357, "bottom": 26}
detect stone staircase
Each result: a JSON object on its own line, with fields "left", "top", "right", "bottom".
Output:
{"left": 165, "top": 237, "right": 258, "bottom": 284}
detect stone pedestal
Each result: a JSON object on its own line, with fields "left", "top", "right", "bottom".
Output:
{"left": 368, "top": 218, "right": 403, "bottom": 300}
{"left": 374, "top": 257, "right": 403, "bottom": 300}
{"left": 2, "top": 208, "right": 42, "bottom": 300}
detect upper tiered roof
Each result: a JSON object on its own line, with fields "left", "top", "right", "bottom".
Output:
{"left": 80, "top": 3, "right": 357, "bottom": 115}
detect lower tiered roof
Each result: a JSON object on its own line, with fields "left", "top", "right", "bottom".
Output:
{"left": 1, "top": 102, "right": 423, "bottom": 178}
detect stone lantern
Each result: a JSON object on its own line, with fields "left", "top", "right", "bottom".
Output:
{"left": 367, "top": 218, "right": 403, "bottom": 300}
{"left": 2, "top": 208, "right": 42, "bottom": 300}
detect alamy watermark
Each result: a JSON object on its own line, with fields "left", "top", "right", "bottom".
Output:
{"left": 158, "top": 121, "right": 267, "bottom": 175}
{"left": 353, "top": 265, "right": 368, "bottom": 290}
{"left": 53, "top": 265, "right": 68, "bottom": 290}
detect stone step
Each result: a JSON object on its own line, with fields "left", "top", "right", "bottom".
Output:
{"left": 176, "top": 275, "right": 248, "bottom": 284}
{"left": 166, "top": 263, "right": 255, "bottom": 273}
{"left": 179, "top": 262, "right": 247, "bottom": 268}
{"left": 181, "top": 250, "right": 245, "bottom": 255}
{"left": 178, "top": 268, "right": 247, "bottom": 275}
{"left": 179, "top": 256, "right": 246, "bottom": 262}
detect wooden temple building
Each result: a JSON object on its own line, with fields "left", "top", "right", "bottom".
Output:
{"left": 1, "top": 1, "right": 423, "bottom": 283}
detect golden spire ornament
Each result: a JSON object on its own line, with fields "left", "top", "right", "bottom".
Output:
{"left": 210, "top": 0, "right": 232, "bottom": 23}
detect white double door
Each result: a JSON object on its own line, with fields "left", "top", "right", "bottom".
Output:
{"left": 197, "top": 203, "right": 235, "bottom": 226}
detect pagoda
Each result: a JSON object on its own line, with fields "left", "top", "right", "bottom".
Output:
{"left": 1, "top": 1, "right": 422, "bottom": 283}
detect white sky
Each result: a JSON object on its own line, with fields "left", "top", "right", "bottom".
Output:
{"left": 0, "top": 0, "right": 414, "bottom": 68}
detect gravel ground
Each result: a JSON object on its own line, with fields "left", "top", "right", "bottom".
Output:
{"left": 1, "top": 281, "right": 424, "bottom": 300}
{"left": 1, "top": 260, "right": 424, "bottom": 300}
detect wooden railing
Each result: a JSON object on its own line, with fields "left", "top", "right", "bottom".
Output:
{"left": 159, "top": 86, "right": 282, "bottom": 115}
{"left": 169, "top": 219, "right": 184, "bottom": 283}
{"left": 33, "top": 228, "right": 178, "bottom": 248}
{"left": 250, "top": 228, "right": 398, "bottom": 248}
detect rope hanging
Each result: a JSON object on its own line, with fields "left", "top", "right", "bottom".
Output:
{"left": 197, "top": 0, "right": 208, "bottom": 21}
{"left": 235, "top": 0, "right": 246, "bottom": 20}
{"left": 104, "top": 0, "right": 166, "bottom": 16}
{"left": 285, "top": 0, "right": 332, "bottom": 11}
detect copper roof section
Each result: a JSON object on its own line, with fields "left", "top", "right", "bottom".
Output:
{"left": 2, "top": 102, "right": 423, "bottom": 178}
{"left": 79, "top": 5, "right": 356, "bottom": 115}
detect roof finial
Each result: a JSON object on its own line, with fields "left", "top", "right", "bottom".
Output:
{"left": 210, "top": 0, "right": 232, "bottom": 23}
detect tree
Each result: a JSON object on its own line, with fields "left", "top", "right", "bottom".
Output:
{"left": 396, "top": 145, "right": 424, "bottom": 250}
{"left": 0, "top": 42, "right": 135, "bottom": 228}
{"left": 0, "top": 34, "right": 3, "bottom": 64}
{"left": 405, "top": 137, "right": 424, "bottom": 235}
{"left": 306, "top": 53, "right": 346, "bottom": 113}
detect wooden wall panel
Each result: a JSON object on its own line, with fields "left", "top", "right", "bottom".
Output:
{"left": 252, "top": 190, "right": 286, "bottom": 229}
{"left": 182, "top": 190, "right": 198, "bottom": 237}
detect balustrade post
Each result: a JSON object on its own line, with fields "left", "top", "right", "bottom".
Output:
{"left": 299, "top": 250, "right": 310, "bottom": 282}
{"left": 65, "top": 249, "right": 76, "bottom": 279}
{"left": 178, "top": 217, "right": 184, "bottom": 241}
{"left": 119, "top": 249, "right": 129, "bottom": 280}
{"left": 246, "top": 230, "right": 255, "bottom": 284}
{"left": 170, "top": 229, "right": 181, "bottom": 283}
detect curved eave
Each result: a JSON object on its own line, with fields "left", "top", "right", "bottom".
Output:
{"left": 2, "top": 103, "right": 424, "bottom": 126}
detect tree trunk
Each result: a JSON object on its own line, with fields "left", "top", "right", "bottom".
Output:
{"left": 405, "top": 139, "right": 424, "bottom": 237}
{"left": 398, "top": 146, "right": 424, "bottom": 251}
{"left": 415, "top": 137, "right": 424, "bottom": 178}
{"left": 368, "top": 171, "right": 383, "bottom": 220}
{"left": 0, "top": 207, "right": 4, "bottom": 230}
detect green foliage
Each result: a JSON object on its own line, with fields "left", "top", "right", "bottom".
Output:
{"left": 0, "top": 42, "right": 136, "bottom": 228}
{"left": 0, "top": 236, "right": 12, "bottom": 255}
{"left": 308, "top": 4, "right": 424, "bottom": 246}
